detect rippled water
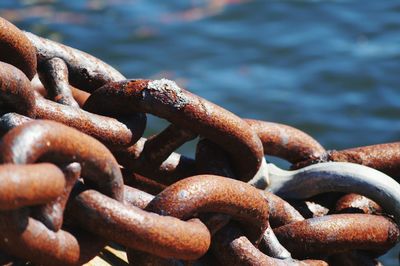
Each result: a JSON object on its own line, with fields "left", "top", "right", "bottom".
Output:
{"left": 1, "top": 0, "right": 400, "bottom": 264}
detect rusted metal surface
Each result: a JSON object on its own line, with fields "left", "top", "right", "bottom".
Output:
{"left": 0, "top": 210, "right": 105, "bottom": 266}
{"left": 123, "top": 185, "right": 154, "bottom": 209}
{"left": 292, "top": 142, "right": 400, "bottom": 177}
{"left": 84, "top": 79, "right": 264, "bottom": 181}
{"left": 68, "top": 188, "right": 211, "bottom": 260}
{"left": 128, "top": 124, "right": 196, "bottom": 178}
{"left": 0, "top": 120, "right": 124, "bottom": 201}
{"left": 123, "top": 170, "right": 167, "bottom": 195}
{"left": 34, "top": 94, "right": 146, "bottom": 147}
{"left": 292, "top": 200, "right": 330, "bottom": 219}
{"left": 0, "top": 17, "right": 37, "bottom": 80}
{"left": 125, "top": 174, "right": 270, "bottom": 264}
{"left": 245, "top": 119, "right": 326, "bottom": 164}
{"left": 261, "top": 225, "right": 291, "bottom": 259}
{"left": 335, "top": 193, "right": 383, "bottom": 215}
{"left": 274, "top": 214, "right": 399, "bottom": 258}
{"left": 38, "top": 57, "right": 80, "bottom": 107}
{"left": 0, "top": 163, "right": 64, "bottom": 210}
{"left": 262, "top": 191, "right": 304, "bottom": 228}
{"left": 0, "top": 61, "right": 146, "bottom": 147}
{"left": 212, "top": 223, "right": 328, "bottom": 266}
{"left": 0, "top": 112, "right": 32, "bottom": 137}
{"left": 146, "top": 175, "right": 269, "bottom": 243}
{"left": 267, "top": 162, "right": 400, "bottom": 224}
{"left": 31, "top": 72, "right": 90, "bottom": 107}
{"left": 115, "top": 138, "right": 196, "bottom": 184}
{"left": 24, "top": 31, "right": 125, "bottom": 92}
{"left": 31, "top": 162, "right": 81, "bottom": 231}
{"left": 0, "top": 62, "right": 36, "bottom": 117}
{"left": 71, "top": 86, "right": 91, "bottom": 107}
{"left": 0, "top": 16, "right": 400, "bottom": 265}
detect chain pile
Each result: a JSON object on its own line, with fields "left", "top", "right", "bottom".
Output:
{"left": 0, "top": 16, "right": 400, "bottom": 266}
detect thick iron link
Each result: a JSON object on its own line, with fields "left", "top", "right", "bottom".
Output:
{"left": 292, "top": 142, "right": 400, "bottom": 177}
{"left": 0, "top": 17, "right": 36, "bottom": 80}
{"left": 83, "top": 79, "right": 264, "bottom": 181}
{"left": 273, "top": 214, "right": 399, "bottom": 258}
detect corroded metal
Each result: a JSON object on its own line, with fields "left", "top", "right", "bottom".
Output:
{"left": 266, "top": 162, "right": 400, "bottom": 225}
{"left": 212, "top": 223, "right": 328, "bottom": 266}
{"left": 0, "top": 112, "right": 32, "bottom": 137}
{"left": 31, "top": 162, "right": 81, "bottom": 231}
{"left": 38, "top": 57, "right": 80, "bottom": 107}
{"left": 24, "top": 31, "right": 125, "bottom": 91}
{"left": 0, "top": 120, "right": 124, "bottom": 201}
{"left": 145, "top": 175, "right": 270, "bottom": 243}
{"left": 84, "top": 79, "right": 264, "bottom": 181}
{"left": 0, "top": 63, "right": 146, "bottom": 147}
{"left": 262, "top": 191, "right": 304, "bottom": 228}
{"left": 274, "top": 214, "right": 399, "bottom": 258}
{"left": 114, "top": 138, "right": 196, "bottom": 184}
{"left": 335, "top": 193, "right": 383, "bottom": 215}
{"left": 0, "top": 15, "right": 399, "bottom": 265}
{"left": 34, "top": 94, "right": 146, "bottom": 147}
{"left": 245, "top": 119, "right": 325, "bottom": 163}
{"left": 292, "top": 142, "right": 400, "bottom": 177}
{"left": 0, "top": 163, "right": 64, "bottom": 210}
{"left": 0, "top": 17, "right": 37, "bottom": 80}
{"left": 0, "top": 62, "right": 36, "bottom": 117}
{"left": 0, "top": 210, "right": 105, "bottom": 266}
{"left": 68, "top": 188, "right": 211, "bottom": 260}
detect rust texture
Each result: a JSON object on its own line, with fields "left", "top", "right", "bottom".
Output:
{"left": 245, "top": 119, "right": 325, "bottom": 163}
{"left": 0, "top": 209, "right": 105, "bottom": 266}
{"left": 34, "top": 94, "right": 146, "bottom": 147}
{"left": 292, "top": 142, "right": 400, "bottom": 177}
{"left": 0, "top": 163, "right": 64, "bottom": 210}
{"left": 0, "top": 61, "right": 146, "bottom": 147}
{"left": 115, "top": 138, "right": 196, "bottom": 184}
{"left": 31, "top": 162, "right": 81, "bottom": 231}
{"left": 123, "top": 185, "right": 154, "bottom": 209}
{"left": 145, "top": 174, "right": 269, "bottom": 243}
{"left": 212, "top": 222, "right": 328, "bottom": 266}
{"left": 335, "top": 193, "right": 383, "bottom": 215}
{"left": 274, "top": 214, "right": 399, "bottom": 258}
{"left": 0, "top": 120, "right": 124, "bottom": 201}
{"left": 0, "top": 16, "right": 399, "bottom": 265}
{"left": 24, "top": 31, "right": 125, "bottom": 91}
{"left": 128, "top": 124, "right": 197, "bottom": 178}
{"left": 68, "top": 188, "right": 211, "bottom": 260}
{"left": 0, "top": 62, "right": 36, "bottom": 117}
{"left": 83, "top": 79, "right": 264, "bottom": 181}
{"left": 261, "top": 225, "right": 292, "bottom": 259}
{"left": 0, "top": 112, "right": 32, "bottom": 137}
{"left": 38, "top": 57, "right": 80, "bottom": 107}
{"left": 123, "top": 170, "right": 167, "bottom": 195}
{"left": 71, "top": 86, "right": 91, "bottom": 107}
{"left": 262, "top": 191, "right": 304, "bottom": 228}
{"left": 0, "top": 17, "right": 37, "bottom": 80}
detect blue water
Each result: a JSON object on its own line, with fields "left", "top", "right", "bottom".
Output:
{"left": 1, "top": 0, "right": 400, "bottom": 264}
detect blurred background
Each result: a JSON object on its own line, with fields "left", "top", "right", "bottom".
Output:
{"left": 1, "top": 0, "right": 399, "bottom": 264}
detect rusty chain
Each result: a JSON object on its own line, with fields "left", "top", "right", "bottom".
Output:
{"left": 0, "top": 16, "right": 400, "bottom": 265}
